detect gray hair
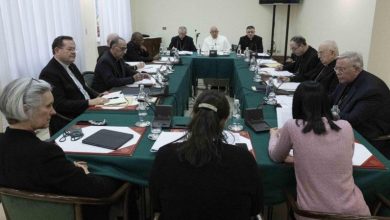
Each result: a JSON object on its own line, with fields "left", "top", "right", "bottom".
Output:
{"left": 321, "top": 40, "right": 339, "bottom": 56}
{"left": 178, "top": 26, "right": 187, "bottom": 33}
{"left": 106, "top": 33, "right": 119, "bottom": 46}
{"left": 0, "top": 78, "right": 51, "bottom": 124}
{"left": 338, "top": 51, "right": 364, "bottom": 69}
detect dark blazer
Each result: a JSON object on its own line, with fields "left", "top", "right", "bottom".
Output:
{"left": 0, "top": 127, "right": 120, "bottom": 197}
{"left": 124, "top": 41, "right": 153, "bottom": 62}
{"left": 285, "top": 46, "right": 320, "bottom": 82}
{"left": 331, "top": 70, "right": 390, "bottom": 142}
{"left": 92, "top": 51, "right": 137, "bottom": 93}
{"left": 168, "top": 36, "right": 197, "bottom": 52}
{"left": 39, "top": 58, "right": 98, "bottom": 135}
{"left": 311, "top": 59, "right": 339, "bottom": 94}
{"left": 150, "top": 142, "right": 263, "bottom": 220}
{"left": 238, "top": 35, "right": 264, "bottom": 53}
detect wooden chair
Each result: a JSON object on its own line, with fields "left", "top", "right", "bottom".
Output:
{"left": 0, "top": 183, "right": 131, "bottom": 220}
{"left": 285, "top": 190, "right": 390, "bottom": 220}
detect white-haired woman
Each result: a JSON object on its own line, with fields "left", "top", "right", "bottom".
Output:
{"left": 0, "top": 78, "right": 123, "bottom": 220}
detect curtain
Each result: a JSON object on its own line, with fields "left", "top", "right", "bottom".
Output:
{"left": 97, "top": 0, "right": 132, "bottom": 44}
{"left": 0, "top": 0, "right": 85, "bottom": 90}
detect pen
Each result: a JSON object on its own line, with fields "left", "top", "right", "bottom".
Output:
{"left": 108, "top": 97, "right": 119, "bottom": 100}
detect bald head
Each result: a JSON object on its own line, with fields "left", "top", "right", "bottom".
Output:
{"left": 106, "top": 33, "right": 119, "bottom": 46}
{"left": 318, "top": 40, "right": 339, "bottom": 65}
{"left": 210, "top": 26, "right": 219, "bottom": 39}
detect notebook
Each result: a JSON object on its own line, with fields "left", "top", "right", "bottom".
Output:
{"left": 82, "top": 129, "right": 134, "bottom": 150}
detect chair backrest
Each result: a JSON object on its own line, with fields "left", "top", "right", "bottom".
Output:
{"left": 97, "top": 46, "right": 109, "bottom": 57}
{"left": 0, "top": 183, "right": 130, "bottom": 220}
{"left": 231, "top": 44, "right": 238, "bottom": 52}
{"left": 285, "top": 190, "right": 390, "bottom": 220}
{"left": 0, "top": 188, "right": 78, "bottom": 220}
{"left": 82, "top": 71, "right": 95, "bottom": 88}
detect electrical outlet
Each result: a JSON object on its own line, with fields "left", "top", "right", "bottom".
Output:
{"left": 162, "top": 27, "right": 166, "bottom": 30}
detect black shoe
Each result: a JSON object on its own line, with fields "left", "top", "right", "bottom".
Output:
{"left": 210, "top": 86, "right": 218, "bottom": 90}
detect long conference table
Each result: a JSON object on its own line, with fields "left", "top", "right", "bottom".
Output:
{"left": 54, "top": 53, "right": 390, "bottom": 208}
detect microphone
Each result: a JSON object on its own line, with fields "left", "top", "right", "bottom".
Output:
{"left": 142, "top": 34, "right": 150, "bottom": 38}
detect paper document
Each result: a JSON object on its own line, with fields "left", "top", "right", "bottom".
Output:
{"left": 150, "top": 130, "right": 253, "bottom": 152}
{"left": 276, "top": 107, "right": 292, "bottom": 128}
{"left": 139, "top": 64, "right": 162, "bottom": 74}
{"left": 258, "top": 53, "right": 271, "bottom": 57}
{"left": 125, "top": 62, "right": 142, "bottom": 67}
{"left": 275, "top": 95, "right": 293, "bottom": 107}
{"left": 272, "top": 79, "right": 300, "bottom": 91}
{"left": 102, "top": 92, "right": 127, "bottom": 106}
{"left": 178, "top": 51, "right": 193, "bottom": 55}
{"left": 127, "top": 77, "right": 156, "bottom": 87}
{"left": 260, "top": 68, "right": 294, "bottom": 77}
{"left": 223, "top": 131, "right": 253, "bottom": 151}
{"left": 150, "top": 131, "right": 187, "bottom": 152}
{"left": 352, "top": 142, "right": 373, "bottom": 166}
{"left": 55, "top": 126, "right": 142, "bottom": 154}
{"left": 257, "top": 59, "right": 278, "bottom": 65}
{"left": 288, "top": 142, "right": 373, "bottom": 166}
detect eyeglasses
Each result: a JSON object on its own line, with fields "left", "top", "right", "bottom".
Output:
{"left": 59, "top": 127, "right": 84, "bottom": 142}
{"left": 334, "top": 66, "right": 353, "bottom": 73}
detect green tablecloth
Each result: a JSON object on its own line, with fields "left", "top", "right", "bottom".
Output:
{"left": 56, "top": 54, "right": 390, "bottom": 207}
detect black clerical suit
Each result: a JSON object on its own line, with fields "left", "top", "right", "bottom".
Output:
{"left": 40, "top": 58, "right": 99, "bottom": 135}
{"left": 311, "top": 59, "right": 338, "bottom": 94}
{"left": 0, "top": 127, "right": 121, "bottom": 220}
{"left": 238, "top": 35, "right": 263, "bottom": 53}
{"left": 124, "top": 41, "right": 153, "bottom": 62}
{"left": 284, "top": 46, "right": 320, "bottom": 82}
{"left": 92, "top": 51, "right": 137, "bottom": 93}
{"left": 168, "top": 35, "right": 197, "bottom": 52}
{"left": 331, "top": 71, "right": 390, "bottom": 158}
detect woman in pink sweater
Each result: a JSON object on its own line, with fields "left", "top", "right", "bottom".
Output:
{"left": 268, "top": 81, "right": 370, "bottom": 218}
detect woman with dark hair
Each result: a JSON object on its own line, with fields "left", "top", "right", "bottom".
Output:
{"left": 150, "top": 90, "right": 263, "bottom": 220}
{"left": 268, "top": 81, "right": 370, "bottom": 218}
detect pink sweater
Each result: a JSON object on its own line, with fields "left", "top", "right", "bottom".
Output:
{"left": 269, "top": 119, "right": 370, "bottom": 218}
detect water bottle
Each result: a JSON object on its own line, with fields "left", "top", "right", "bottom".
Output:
{"left": 249, "top": 56, "right": 256, "bottom": 71}
{"left": 265, "top": 79, "right": 277, "bottom": 105}
{"left": 197, "top": 44, "right": 201, "bottom": 56}
{"left": 244, "top": 47, "right": 250, "bottom": 62}
{"left": 159, "top": 43, "right": 164, "bottom": 56}
{"left": 228, "top": 99, "right": 243, "bottom": 132}
{"left": 237, "top": 44, "right": 242, "bottom": 56}
{"left": 136, "top": 85, "right": 150, "bottom": 127}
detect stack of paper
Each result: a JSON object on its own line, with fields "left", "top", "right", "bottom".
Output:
{"left": 139, "top": 64, "right": 162, "bottom": 74}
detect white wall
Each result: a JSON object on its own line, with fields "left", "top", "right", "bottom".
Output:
{"left": 80, "top": 0, "right": 99, "bottom": 71}
{"left": 367, "top": 0, "right": 390, "bottom": 86}
{"left": 290, "top": 0, "right": 376, "bottom": 68}
{"left": 130, "top": 0, "right": 291, "bottom": 55}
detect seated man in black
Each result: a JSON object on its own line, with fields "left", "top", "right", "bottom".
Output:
{"left": 277, "top": 36, "right": 320, "bottom": 82}
{"left": 168, "top": 26, "right": 197, "bottom": 52}
{"left": 124, "top": 32, "right": 155, "bottom": 62}
{"left": 238, "top": 25, "right": 263, "bottom": 53}
{"left": 310, "top": 40, "right": 339, "bottom": 94}
{"left": 331, "top": 51, "right": 390, "bottom": 158}
{"left": 40, "top": 36, "right": 108, "bottom": 135}
{"left": 92, "top": 37, "right": 148, "bottom": 93}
